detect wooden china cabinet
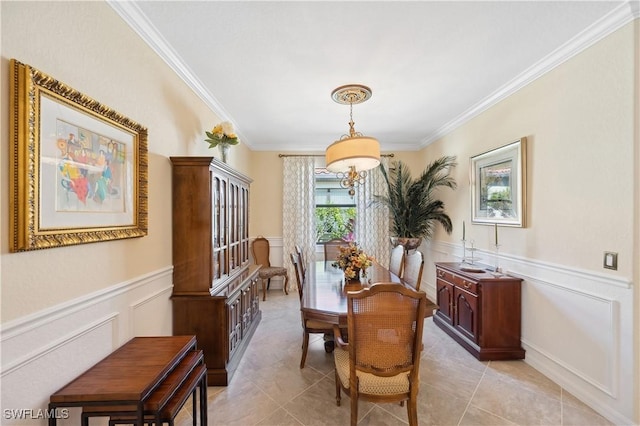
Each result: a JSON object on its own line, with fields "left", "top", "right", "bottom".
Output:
{"left": 433, "top": 262, "right": 525, "bottom": 361}
{"left": 170, "top": 157, "right": 260, "bottom": 385}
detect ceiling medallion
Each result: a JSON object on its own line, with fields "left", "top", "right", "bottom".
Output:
{"left": 331, "top": 84, "right": 372, "bottom": 105}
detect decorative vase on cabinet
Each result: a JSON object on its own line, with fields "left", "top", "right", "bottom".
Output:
{"left": 170, "top": 156, "right": 259, "bottom": 385}
{"left": 218, "top": 143, "right": 230, "bottom": 163}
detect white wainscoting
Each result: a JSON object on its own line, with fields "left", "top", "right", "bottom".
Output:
{"left": 424, "top": 240, "right": 635, "bottom": 426}
{"left": 0, "top": 267, "right": 173, "bottom": 426}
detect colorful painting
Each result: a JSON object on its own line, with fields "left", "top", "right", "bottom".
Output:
{"left": 55, "top": 120, "right": 126, "bottom": 212}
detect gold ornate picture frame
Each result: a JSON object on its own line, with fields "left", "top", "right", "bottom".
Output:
{"left": 470, "top": 137, "right": 526, "bottom": 227}
{"left": 9, "top": 59, "right": 148, "bottom": 251}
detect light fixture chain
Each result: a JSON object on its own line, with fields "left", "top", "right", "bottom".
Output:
{"left": 348, "top": 100, "right": 356, "bottom": 138}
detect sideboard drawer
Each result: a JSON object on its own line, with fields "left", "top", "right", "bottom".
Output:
{"left": 451, "top": 274, "right": 478, "bottom": 295}
{"left": 436, "top": 268, "right": 455, "bottom": 283}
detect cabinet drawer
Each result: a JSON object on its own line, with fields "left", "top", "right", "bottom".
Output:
{"left": 452, "top": 275, "right": 478, "bottom": 294}
{"left": 436, "top": 268, "right": 455, "bottom": 283}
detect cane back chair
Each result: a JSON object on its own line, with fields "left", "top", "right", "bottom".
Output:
{"left": 333, "top": 283, "right": 427, "bottom": 426}
{"left": 402, "top": 250, "right": 424, "bottom": 291}
{"left": 323, "top": 238, "right": 347, "bottom": 263}
{"left": 388, "top": 244, "right": 405, "bottom": 278}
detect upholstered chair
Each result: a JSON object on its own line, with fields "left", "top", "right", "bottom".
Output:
{"left": 402, "top": 250, "right": 424, "bottom": 291}
{"left": 388, "top": 244, "right": 405, "bottom": 278}
{"left": 251, "top": 236, "right": 288, "bottom": 301}
{"left": 333, "top": 283, "right": 427, "bottom": 426}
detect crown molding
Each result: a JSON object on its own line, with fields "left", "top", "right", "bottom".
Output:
{"left": 106, "top": 1, "right": 250, "bottom": 147}
{"left": 108, "top": 1, "right": 636, "bottom": 153}
{"left": 252, "top": 141, "right": 419, "bottom": 152}
{"left": 421, "top": 1, "right": 638, "bottom": 148}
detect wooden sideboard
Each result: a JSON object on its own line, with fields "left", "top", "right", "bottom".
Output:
{"left": 170, "top": 157, "right": 260, "bottom": 385}
{"left": 433, "top": 262, "right": 525, "bottom": 360}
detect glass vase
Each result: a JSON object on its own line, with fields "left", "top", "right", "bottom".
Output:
{"left": 218, "top": 143, "right": 230, "bottom": 163}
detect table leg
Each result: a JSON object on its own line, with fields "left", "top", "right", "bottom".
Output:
{"left": 201, "top": 375, "right": 208, "bottom": 426}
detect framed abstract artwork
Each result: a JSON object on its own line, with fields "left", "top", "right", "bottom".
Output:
{"left": 9, "top": 59, "right": 148, "bottom": 251}
{"left": 470, "top": 138, "right": 526, "bottom": 227}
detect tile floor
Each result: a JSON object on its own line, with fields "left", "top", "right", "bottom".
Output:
{"left": 178, "top": 290, "right": 614, "bottom": 426}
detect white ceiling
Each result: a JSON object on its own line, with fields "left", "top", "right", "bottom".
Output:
{"left": 110, "top": 1, "right": 636, "bottom": 152}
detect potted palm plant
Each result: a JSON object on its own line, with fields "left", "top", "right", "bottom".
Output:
{"left": 374, "top": 156, "right": 457, "bottom": 250}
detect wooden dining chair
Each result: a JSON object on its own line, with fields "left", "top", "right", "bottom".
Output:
{"left": 333, "top": 282, "right": 427, "bottom": 426}
{"left": 402, "top": 250, "right": 424, "bottom": 291}
{"left": 324, "top": 238, "right": 347, "bottom": 262}
{"left": 290, "top": 253, "right": 334, "bottom": 368}
{"left": 252, "top": 236, "right": 289, "bottom": 301}
{"left": 388, "top": 244, "right": 405, "bottom": 278}
{"left": 295, "top": 244, "right": 306, "bottom": 279}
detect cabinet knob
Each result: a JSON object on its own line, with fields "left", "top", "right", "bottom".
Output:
{"left": 438, "top": 270, "right": 445, "bottom": 277}
{"left": 463, "top": 281, "right": 471, "bottom": 289}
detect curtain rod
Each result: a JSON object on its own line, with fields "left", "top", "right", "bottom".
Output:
{"left": 278, "top": 153, "right": 394, "bottom": 158}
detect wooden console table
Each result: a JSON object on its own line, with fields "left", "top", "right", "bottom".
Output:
{"left": 48, "top": 335, "right": 206, "bottom": 426}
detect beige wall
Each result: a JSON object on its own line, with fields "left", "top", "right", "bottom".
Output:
{"left": 0, "top": 1, "right": 251, "bottom": 322}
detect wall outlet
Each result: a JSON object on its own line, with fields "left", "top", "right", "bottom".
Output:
{"left": 603, "top": 252, "right": 618, "bottom": 270}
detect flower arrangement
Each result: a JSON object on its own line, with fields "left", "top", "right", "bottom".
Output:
{"left": 205, "top": 121, "right": 240, "bottom": 148}
{"left": 332, "top": 242, "right": 375, "bottom": 280}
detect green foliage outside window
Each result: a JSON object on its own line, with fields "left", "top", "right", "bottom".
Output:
{"left": 315, "top": 206, "right": 355, "bottom": 243}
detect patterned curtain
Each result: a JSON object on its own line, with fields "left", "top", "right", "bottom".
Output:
{"left": 282, "top": 157, "right": 316, "bottom": 288}
{"left": 354, "top": 156, "right": 390, "bottom": 267}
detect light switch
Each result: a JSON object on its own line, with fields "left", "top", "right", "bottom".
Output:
{"left": 603, "top": 252, "right": 618, "bottom": 270}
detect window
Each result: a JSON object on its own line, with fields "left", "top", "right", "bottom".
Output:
{"left": 315, "top": 168, "right": 355, "bottom": 243}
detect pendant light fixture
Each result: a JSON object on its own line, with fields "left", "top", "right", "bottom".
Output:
{"left": 325, "top": 84, "right": 381, "bottom": 196}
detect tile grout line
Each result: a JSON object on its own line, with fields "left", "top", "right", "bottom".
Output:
{"left": 560, "top": 387, "right": 564, "bottom": 426}
{"left": 457, "top": 359, "right": 490, "bottom": 426}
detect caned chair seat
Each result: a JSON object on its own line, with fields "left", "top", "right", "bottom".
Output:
{"left": 252, "top": 236, "right": 289, "bottom": 301}
{"left": 334, "top": 347, "right": 410, "bottom": 395}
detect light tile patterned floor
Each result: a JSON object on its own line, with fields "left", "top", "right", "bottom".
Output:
{"left": 177, "top": 291, "right": 613, "bottom": 426}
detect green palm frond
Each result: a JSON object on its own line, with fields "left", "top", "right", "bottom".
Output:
{"left": 373, "top": 156, "right": 457, "bottom": 239}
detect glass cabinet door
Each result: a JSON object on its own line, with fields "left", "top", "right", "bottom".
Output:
{"left": 209, "top": 162, "right": 252, "bottom": 286}
{"left": 229, "top": 181, "right": 240, "bottom": 272}
{"left": 212, "top": 175, "right": 222, "bottom": 281}
{"left": 240, "top": 185, "right": 249, "bottom": 265}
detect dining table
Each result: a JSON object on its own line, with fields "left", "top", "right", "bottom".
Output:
{"left": 300, "top": 260, "right": 407, "bottom": 328}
